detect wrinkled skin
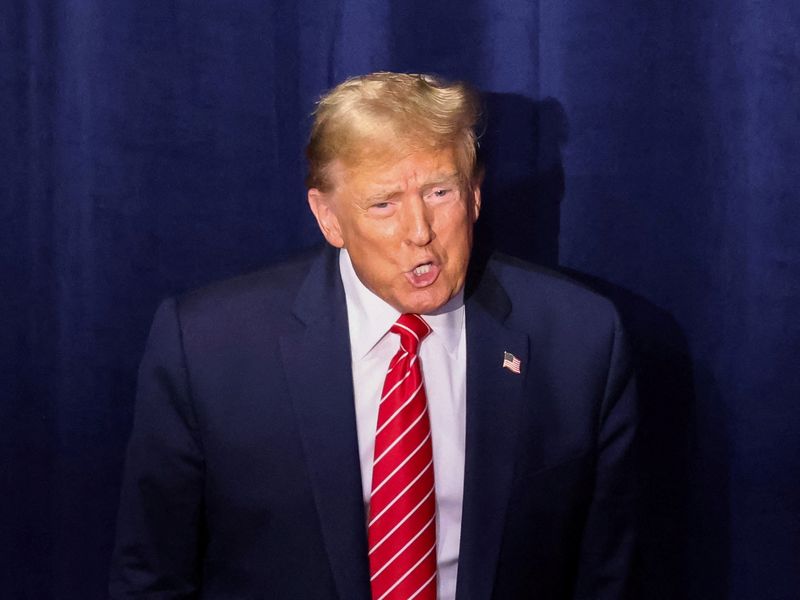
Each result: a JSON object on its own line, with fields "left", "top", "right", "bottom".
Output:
{"left": 307, "top": 147, "right": 481, "bottom": 314}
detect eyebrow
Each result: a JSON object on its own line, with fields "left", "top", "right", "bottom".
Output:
{"left": 364, "top": 171, "right": 461, "bottom": 201}
{"left": 365, "top": 189, "right": 401, "bottom": 202}
{"left": 423, "top": 171, "right": 460, "bottom": 186}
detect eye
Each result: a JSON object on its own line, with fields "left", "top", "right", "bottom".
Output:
{"left": 427, "top": 188, "right": 454, "bottom": 202}
{"left": 367, "top": 200, "right": 395, "bottom": 215}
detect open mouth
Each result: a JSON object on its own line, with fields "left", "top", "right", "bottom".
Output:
{"left": 413, "top": 263, "right": 433, "bottom": 276}
{"left": 406, "top": 261, "right": 440, "bottom": 288}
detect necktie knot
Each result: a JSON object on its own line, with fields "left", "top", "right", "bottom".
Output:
{"left": 390, "top": 314, "right": 431, "bottom": 354}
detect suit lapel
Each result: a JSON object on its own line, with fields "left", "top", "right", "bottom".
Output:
{"left": 456, "top": 262, "right": 530, "bottom": 600}
{"left": 279, "top": 247, "right": 371, "bottom": 600}
{"left": 279, "top": 249, "right": 528, "bottom": 599}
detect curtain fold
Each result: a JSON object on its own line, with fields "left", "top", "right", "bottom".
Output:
{"left": 2, "top": 1, "right": 798, "bottom": 597}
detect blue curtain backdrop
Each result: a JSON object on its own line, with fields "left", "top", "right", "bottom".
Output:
{"left": 2, "top": 1, "right": 799, "bottom": 598}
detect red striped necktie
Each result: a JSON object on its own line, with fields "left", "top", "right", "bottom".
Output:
{"left": 368, "top": 313, "right": 438, "bottom": 600}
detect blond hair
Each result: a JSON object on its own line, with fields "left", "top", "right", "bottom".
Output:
{"left": 305, "top": 72, "right": 481, "bottom": 191}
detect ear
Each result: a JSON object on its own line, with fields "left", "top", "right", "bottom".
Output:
{"left": 469, "top": 184, "right": 482, "bottom": 223}
{"left": 307, "top": 188, "right": 345, "bottom": 248}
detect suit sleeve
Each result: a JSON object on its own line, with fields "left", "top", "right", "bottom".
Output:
{"left": 572, "top": 311, "right": 638, "bottom": 600}
{"left": 109, "top": 298, "right": 205, "bottom": 599}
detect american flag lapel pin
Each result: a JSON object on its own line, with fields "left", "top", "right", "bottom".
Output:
{"left": 502, "top": 351, "right": 521, "bottom": 374}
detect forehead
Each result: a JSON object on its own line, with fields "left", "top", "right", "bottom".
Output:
{"left": 333, "top": 146, "right": 461, "bottom": 193}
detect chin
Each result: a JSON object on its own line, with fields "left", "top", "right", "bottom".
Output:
{"left": 397, "top": 289, "right": 450, "bottom": 315}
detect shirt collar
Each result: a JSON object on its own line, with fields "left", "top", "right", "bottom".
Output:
{"left": 339, "top": 249, "right": 464, "bottom": 360}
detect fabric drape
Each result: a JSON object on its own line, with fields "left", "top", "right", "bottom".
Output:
{"left": 2, "top": 1, "right": 798, "bottom": 598}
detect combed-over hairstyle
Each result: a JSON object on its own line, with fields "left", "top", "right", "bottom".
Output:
{"left": 305, "top": 72, "right": 481, "bottom": 191}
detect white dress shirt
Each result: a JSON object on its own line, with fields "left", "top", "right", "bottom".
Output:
{"left": 339, "top": 249, "right": 466, "bottom": 600}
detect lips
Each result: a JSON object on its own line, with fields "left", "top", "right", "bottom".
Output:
{"left": 405, "top": 261, "right": 440, "bottom": 288}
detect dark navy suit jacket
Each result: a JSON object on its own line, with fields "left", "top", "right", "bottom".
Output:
{"left": 110, "top": 245, "right": 637, "bottom": 599}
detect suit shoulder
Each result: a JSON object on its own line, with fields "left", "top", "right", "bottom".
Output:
{"left": 173, "top": 248, "right": 319, "bottom": 325}
{"left": 488, "top": 254, "right": 621, "bottom": 328}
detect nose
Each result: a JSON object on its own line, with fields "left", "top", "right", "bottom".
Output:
{"left": 403, "top": 195, "right": 434, "bottom": 246}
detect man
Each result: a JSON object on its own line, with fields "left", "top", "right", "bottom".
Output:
{"left": 110, "top": 72, "right": 637, "bottom": 599}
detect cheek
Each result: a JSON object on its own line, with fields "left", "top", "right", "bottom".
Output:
{"left": 346, "top": 217, "right": 397, "bottom": 249}
{"left": 436, "top": 204, "right": 473, "bottom": 248}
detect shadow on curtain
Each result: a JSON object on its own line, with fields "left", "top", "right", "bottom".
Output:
{"left": 2, "top": 0, "right": 798, "bottom": 598}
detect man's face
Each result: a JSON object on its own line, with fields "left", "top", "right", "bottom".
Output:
{"left": 308, "top": 146, "right": 481, "bottom": 314}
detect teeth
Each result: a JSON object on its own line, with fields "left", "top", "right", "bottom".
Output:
{"left": 413, "top": 263, "right": 432, "bottom": 276}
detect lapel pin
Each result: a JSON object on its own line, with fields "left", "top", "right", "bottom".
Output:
{"left": 502, "top": 351, "right": 521, "bottom": 374}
